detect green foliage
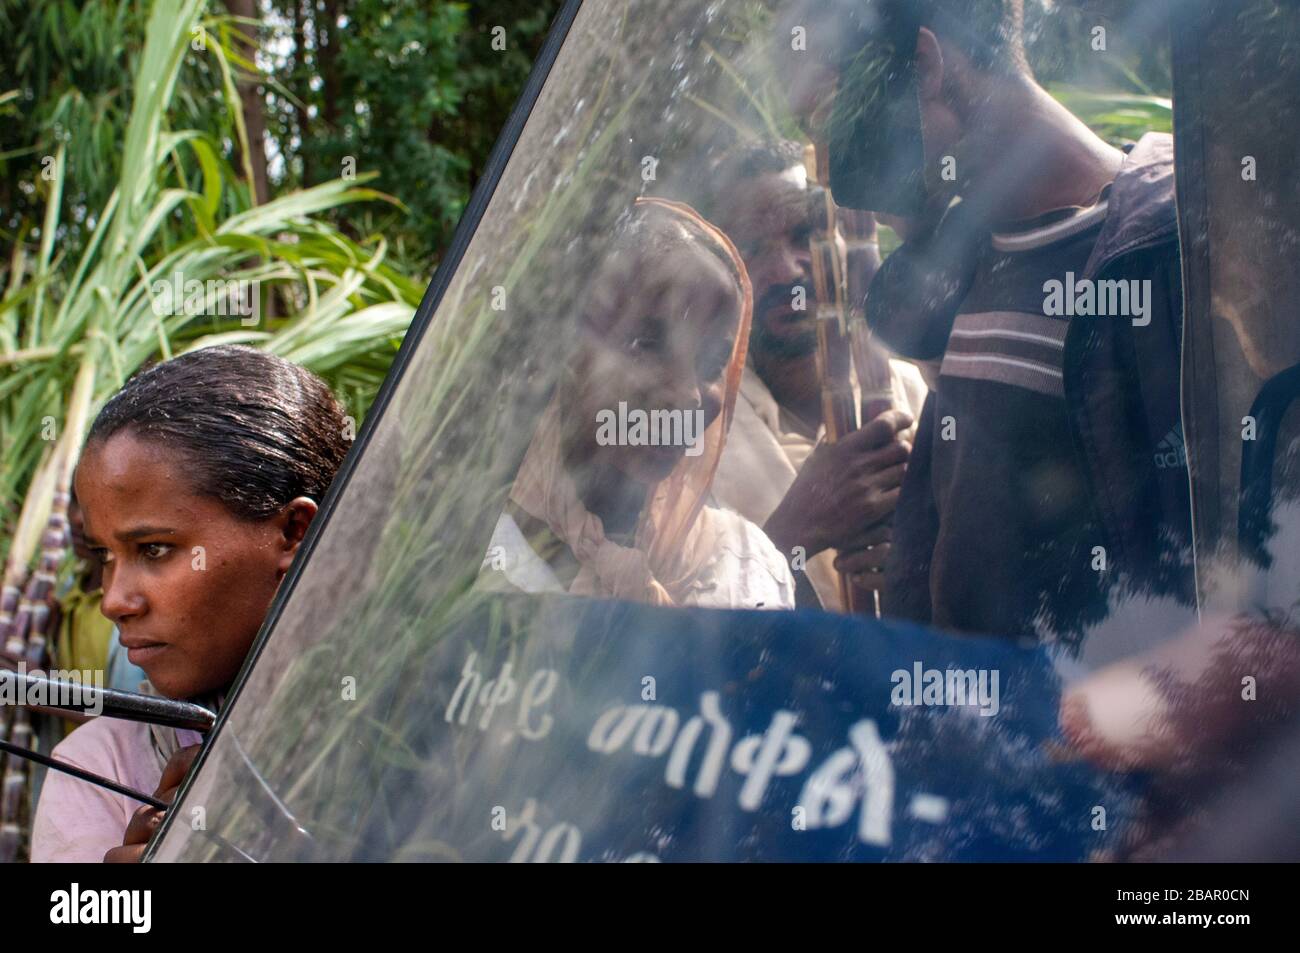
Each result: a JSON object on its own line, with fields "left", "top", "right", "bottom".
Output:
{"left": 1024, "top": 0, "right": 1172, "bottom": 94}
{"left": 0, "top": 0, "right": 242, "bottom": 259}
{"left": 260, "top": 0, "right": 562, "bottom": 273}
{"left": 3, "top": 0, "right": 565, "bottom": 288}
{"left": 0, "top": 0, "right": 419, "bottom": 567}
{"left": 0, "top": 0, "right": 570, "bottom": 566}
{"left": 1048, "top": 89, "right": 1172, "bottom": 145}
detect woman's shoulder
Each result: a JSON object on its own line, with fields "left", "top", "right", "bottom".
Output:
{"left": 32, "top": 717, "right": 161, "bottom": 863}
{"left": 480, "top": 511, "right": 567, "bottom": 594}
{"left": 51, "top": 715, "right": 157, "bottom": 786}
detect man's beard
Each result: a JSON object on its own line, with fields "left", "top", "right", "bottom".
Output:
{"left": 750, "top": 282, "right": 819, "bottom": 360}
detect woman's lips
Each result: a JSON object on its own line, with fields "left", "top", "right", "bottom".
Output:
{"left": 121, "top": 639, "right": 169, "bottom": 666}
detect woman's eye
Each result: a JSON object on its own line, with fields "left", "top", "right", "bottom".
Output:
{"left": 698, "top": 342, "right": 732, "bottom": 381}
{"left": 627, "top": 336, "right": 662, "bottom": 356}
{"left": 141, "top": 543, "right": 174, "bottom": 560}
{"left": 90, "top": 548, "right": 113, "bottom": 565}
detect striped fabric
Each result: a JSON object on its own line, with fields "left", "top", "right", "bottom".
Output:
{"left": 939, "top": 310, "right": 1068, "bottom": 398}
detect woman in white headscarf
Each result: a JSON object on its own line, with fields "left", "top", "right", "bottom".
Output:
{"left": 486, "top": 198, "right": 795, "bottom": 610}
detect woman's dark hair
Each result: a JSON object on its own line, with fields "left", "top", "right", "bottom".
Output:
{"left": 85, "top": 345, "right": 351, "bottom": 521}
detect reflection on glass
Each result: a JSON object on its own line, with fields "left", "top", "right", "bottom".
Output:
{"left": 481, "top": 198, "right": 795, "bottom": 608}
{"left": 150, "top": 0, "right": 1297, "bottom": 863}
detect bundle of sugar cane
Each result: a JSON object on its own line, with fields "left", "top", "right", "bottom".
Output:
{"left": 843, "top": 208, "right": 892, "bottom": 618}
{"left": 0, "top": 445, "right": 58, "bottom": 862}
{"left": 0, "top": 508, "right": 69, "bottom": 862}
{"left": 0, "top": 360, "right": 95, "bottom": 862}
{"left": 805, "top": 145, "right": 857, "bottom": 445}
{"left": 841, "top": 208, "right": 893, "bottom": 425}
{"left": 805, "top": 144, "right": 879, "bottom": 614}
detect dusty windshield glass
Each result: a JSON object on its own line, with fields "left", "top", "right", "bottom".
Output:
{"left": 151, "top": 0, "right": 1298, "bottom": 863}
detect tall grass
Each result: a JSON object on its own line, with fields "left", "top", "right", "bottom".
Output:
{"left": 0, "top": 0, "right": 423, "bottom": 861}
{"left": 0, "top": 0, "right": 420, "bottom": 573}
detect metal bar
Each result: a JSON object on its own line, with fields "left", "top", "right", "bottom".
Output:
{"left": 0, "top": 669, "right": 216, "bottom": 732}
{"left": 0, "top": 737, "right": 166, "bottom": 810}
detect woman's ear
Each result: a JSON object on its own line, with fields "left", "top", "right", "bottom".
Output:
{"left": 915, "top": 26, "right": 946, "bottom": 103}
{"left": 276, "top": 497, "right": 319, "bottom": 576}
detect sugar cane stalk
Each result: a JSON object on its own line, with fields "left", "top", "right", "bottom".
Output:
{"left": 804, "top": 148, "right": 894, "bottom": 615}
{"left": 0, "top": 358, "right": 97, "bottom": 861}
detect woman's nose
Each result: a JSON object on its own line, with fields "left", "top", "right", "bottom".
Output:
{"left": 100, "top": 569, "right": 145, "bottom": 624}
{"left": 663, "top": 374, "right": 702, "bottom": 412}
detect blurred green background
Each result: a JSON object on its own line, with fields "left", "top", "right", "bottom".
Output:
{"left": 0, "top": 0, "right": 561, "bottom": 570}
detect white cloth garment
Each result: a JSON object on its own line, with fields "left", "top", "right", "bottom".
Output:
{"left": 485, "top": 508, "right": 796, "bottom": 610}
{"left": 711, "top": 361, "right": 928, "bottom": 610}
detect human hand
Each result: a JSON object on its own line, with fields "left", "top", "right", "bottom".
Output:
{"left": 104, "top": 743, "right": 201, "bottom": 863}
{"left": 833, "top": 522, "right": 893, "bottom": 590}
{"left": 765, "top": 409, "right": 912, "bottom": 559}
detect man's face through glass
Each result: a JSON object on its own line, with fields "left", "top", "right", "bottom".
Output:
{"left": 827, "top": 35, "right": 929, "bottom": 217}
{"left": 715, "top": 166, "right": 825, "bottom": 361}
{"left": 777, "top": 5, "right": 931, "bottom": 218}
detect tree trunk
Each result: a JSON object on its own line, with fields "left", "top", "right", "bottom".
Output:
{"left": 319, "top": 0, "right": 342, "bottom": 134}
{"left": 224, "top": 0, "right": 271, "bottom": 206}
{"left": 292, "top": 0, "right": 311, "bottom": 184}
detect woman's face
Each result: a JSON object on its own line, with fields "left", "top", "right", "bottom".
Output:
{"left": 565, "top": 235, "right": 742, "bottom": 485}
{"left": 74, "top": 431, "right": 315, "bottom": 699}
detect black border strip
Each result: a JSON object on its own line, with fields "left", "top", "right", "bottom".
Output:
{"left": 145, "top": 0, "right": 585, "bottom": 861}
{"left": 1170, "top": 0, "right": 1217, "bottom": 614}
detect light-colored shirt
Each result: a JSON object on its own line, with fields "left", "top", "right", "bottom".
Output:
{"left": 485, "top": 507, "right": 796, "bottom": 610}
{"left": 712, "top": 361, "right": 928, "bottom": 611}
{"left": 30, "top": 716, "right": 202, "bottom": 863}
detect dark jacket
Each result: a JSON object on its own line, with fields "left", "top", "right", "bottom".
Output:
{"left": 877, "top": 133, "right": 1195, "bottom": 641}
{"left": 1068, "top": 133, "right": 1193, "bottom": 607}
